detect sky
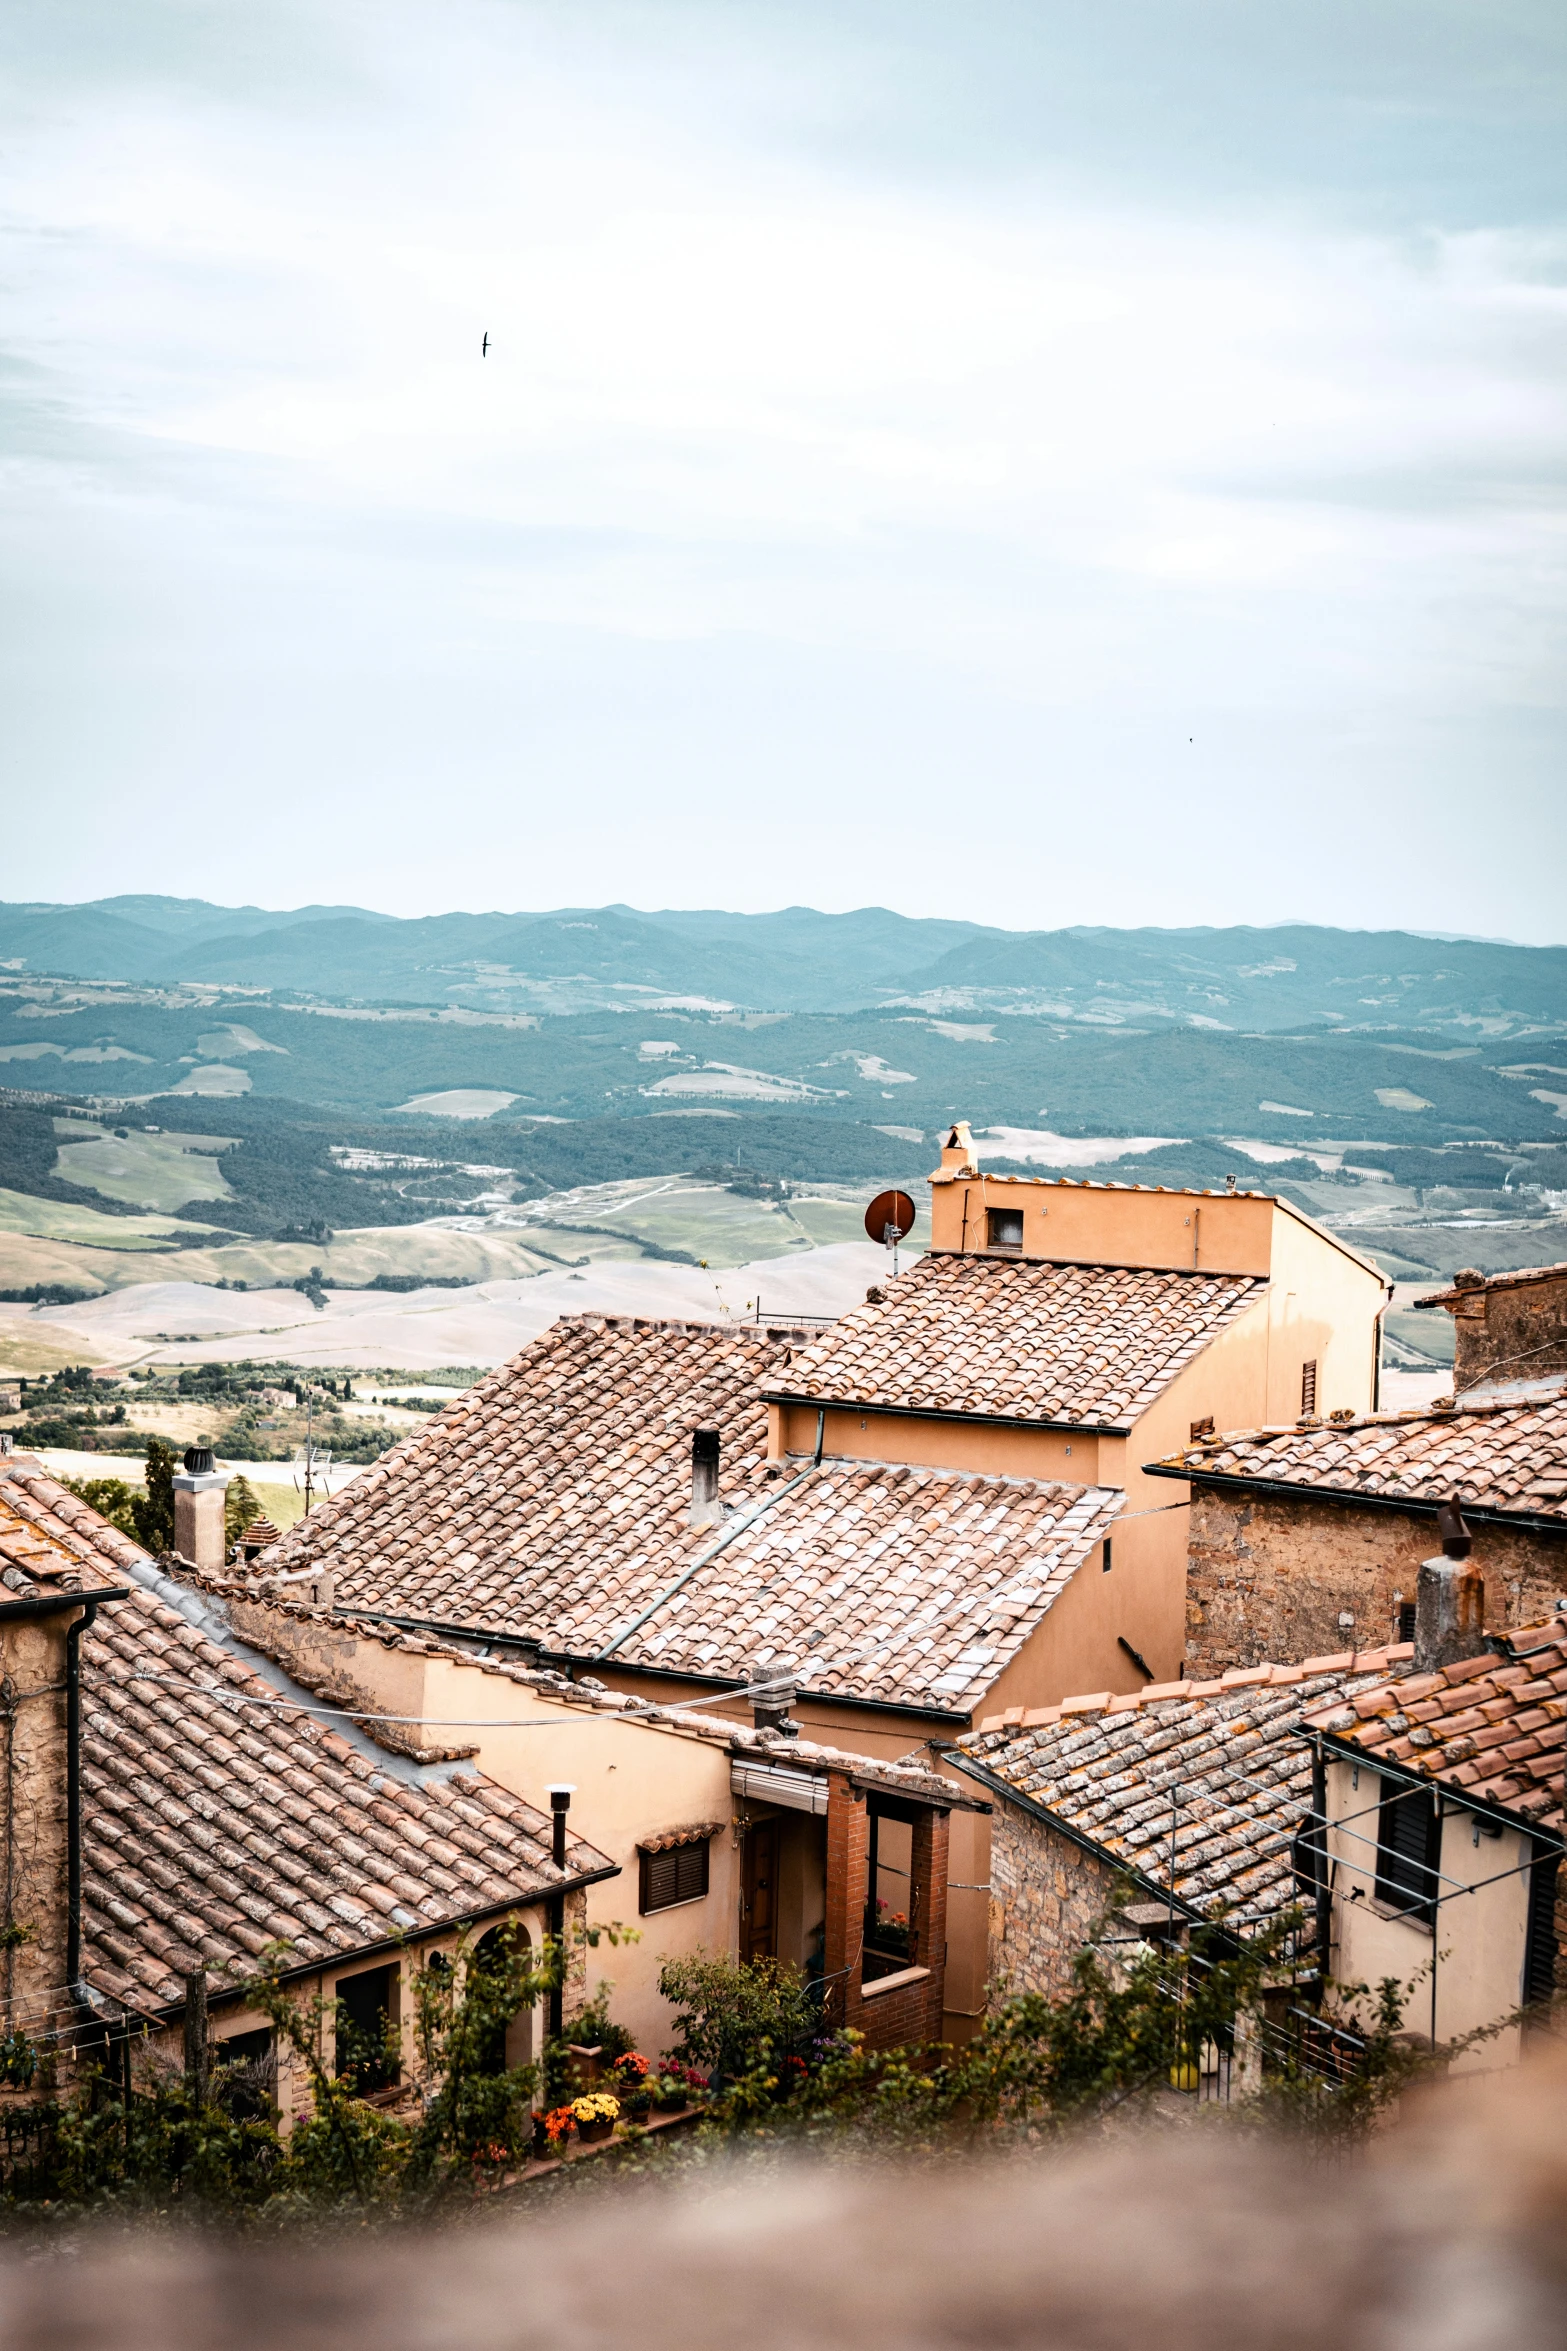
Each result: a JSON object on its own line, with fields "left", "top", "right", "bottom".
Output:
{"left": 3, "top": 0, "right": 1565, "bottom": 941}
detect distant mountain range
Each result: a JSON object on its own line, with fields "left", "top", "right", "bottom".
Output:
{"left": 3, "top": 897, "right": 1565, "bottom": 1033}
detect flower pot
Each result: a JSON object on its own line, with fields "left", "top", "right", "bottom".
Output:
{"left": 576, "top": 2116, "right": 615, "bottom": 2144}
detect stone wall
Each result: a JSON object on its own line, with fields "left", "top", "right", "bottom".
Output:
{"left": 1185, "top": 1489, "right": 1567, "bottom": 1674}
{"left": 1442, "top": 1270, "right": 1567, "bottom": 1393}
{"left": 0, "top": 1611, "right": 75, "bottom": 2020}
{"left": 987, "top": 1798, "right": 1120, "bottom": 2002}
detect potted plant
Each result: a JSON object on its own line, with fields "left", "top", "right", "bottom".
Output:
{"left": 613, "top": 2051, "right": 653, "bottom": 2121}
{"left": 652, "top": 2059, "right": 706, "bottom": 2115}
{"left": 538, "top": 2104, "right": 577, "bottom": 2157}
{"left": 570, "top": 2091, "right": 620, "bottom": 2144}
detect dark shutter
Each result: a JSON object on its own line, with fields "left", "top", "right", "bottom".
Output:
{"left": 640, "top": 1839, "right": 711, "bottom": 1914}
{"left": 1525, "top": 1846, "right": 1561, "bottom": 2005}
{"left": 1398, "top": 1602, "right": 1417, "bottom": 1643}
{"left": 1374, "top": 1781, "right": 1438, "bottom": 1919}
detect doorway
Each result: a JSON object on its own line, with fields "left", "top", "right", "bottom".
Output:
{"left": 741, "top": 1820, "right": 779, "bottom": 1962}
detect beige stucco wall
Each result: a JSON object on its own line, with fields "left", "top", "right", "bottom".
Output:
{"left": 1324, "top": 1756, "right": 1530, "bottom": 2070}
{"left": 926, "top": 1175, "right": 1278, "bottom": 1274}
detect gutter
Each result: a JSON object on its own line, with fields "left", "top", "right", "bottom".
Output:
{"left": 942, "top": 1753, "right": 1206, "bottom": 1924}
{"left": 327, "top": 1607, "right": 976, "bottom": 1727}
{"left": 1144, "top": 1460, "right": 1567, "bottom": 1540}
{"left": 761, "top": 1394, "right": 1133, "bottom": 1439}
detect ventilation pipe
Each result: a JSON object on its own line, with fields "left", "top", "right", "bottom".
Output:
{"left": 689, "top": 1427, "right": 723, "bottom": 1528}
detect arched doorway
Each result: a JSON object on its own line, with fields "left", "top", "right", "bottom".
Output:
{"left": 471, "top": 1922, "right": 533, "bottom": 2074}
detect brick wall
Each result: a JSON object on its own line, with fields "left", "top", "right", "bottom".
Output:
{"left": 987, "top": 1797, "right": 1120, "bottom": 2002}
{"left": 824, "top": 1774, "right": 951, "bottom": 2052}
{"left": 1186, "top": 1489, "right": 1567, "bottom": 1674}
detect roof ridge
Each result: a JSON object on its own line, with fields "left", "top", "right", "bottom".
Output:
{"left": 974, "top": 1643, "right": 1413, "bottom": 1734}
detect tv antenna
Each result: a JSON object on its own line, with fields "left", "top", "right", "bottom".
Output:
{"left": 864, "top": 1188, "right": 916, "bottom": 1277}
{"left": 293, "top": 1387, "right": 332, "bottom": 1515}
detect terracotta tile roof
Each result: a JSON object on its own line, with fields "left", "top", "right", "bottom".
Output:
{"left": 0, "top": 1468, "right": 615, "bottom": 2015}
{"left": 255, "top": 1315, "right": 1123, "bottom": 1711}
{"left": 763, "top": 1253, "right": 1263, "bottom": 1431}
{"left": 258, "top": 1313, "right": 787, "bottom": 1632}
{"left": 956, "top": 1647, "right": 1412, "bottom": 1928}
{"left": 1302, "top": 1620, "right": 1567, "bottom": 1834}
{"left": 612, "top": 1461, "right": 1121, "bottom": 1710}
{"left": 0, "top": 1456, "right": 138, "bottom": 1599}
{"left": 1150, "top": 1391, "right": 1567, "bottom": 1525}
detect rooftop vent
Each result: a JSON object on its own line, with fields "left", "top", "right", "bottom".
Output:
{"left": 690, "top": 1427, "right": 722, "bottom": 1528}
{"left": 183, "top": 1445, "right": 215, "bottom": 1476}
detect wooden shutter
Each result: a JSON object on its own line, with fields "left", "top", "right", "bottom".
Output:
{"left": 1525, "top": 1846, "right": 1560, "bottom": 2005}
{"left": 1301, "top": 1359, "right": 1318, "bottom": 1415}
{"left": 1374, "top": 1781, "right": 1438, "bottom": 1918}
{"left": 640, "top": 1839, "right": 711, "bottom": 1914}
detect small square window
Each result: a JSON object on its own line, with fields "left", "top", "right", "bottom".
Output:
{"left": 986, "top": 1207, "right": 1024, "bottom": 1252}
{"left": 640, "top": 1839, "right": 711, "bottom": 1914}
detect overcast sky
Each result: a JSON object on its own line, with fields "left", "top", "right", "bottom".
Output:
{"left": 4, "top": 0, "right": 1565, "bottom": 940}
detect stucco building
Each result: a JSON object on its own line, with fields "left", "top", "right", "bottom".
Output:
{"left": 1302, "top": 1613, "right": 1565, "bottom": 2065}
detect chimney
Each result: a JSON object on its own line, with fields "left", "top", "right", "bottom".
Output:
{"left": 940, "top": 1121, "right": 979, "bottom": 1174}
{"left": 689, "top": 1427, "right": 723, "bottom": 1528}
{"left": 751, "top": 1663, "right": 798, "bottom": 1737}
{"left": 1413, "top": 1496, "right": 1487, "bottom": 1671}
{"left": 173, "top": 1445, "right": 229, "bottom": 1572}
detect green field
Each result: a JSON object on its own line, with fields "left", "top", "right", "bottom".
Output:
{"left": 52, "top": 1120, "right": 237, "bottom": 1211}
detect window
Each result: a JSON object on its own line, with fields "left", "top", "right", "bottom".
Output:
{"left": 1398, "top": 1602, "right": 1417, "bottom": 1643}
{"left": 641, "top": 1838, "right": 711, "bottom": 1914}
{"left": 1189, "top": 1416, "right": 1215, "bottom": 1442}
{"left": 985, "top": 1206, "right": 1024, "bottom": 1252}
{"left": 334, "top": 1962, "right": 399, "bottom": 2088}
{"left": 1300, "top": 1359, "right": 1318, "bottom": 1416}
{"left": 213, "top": 2026, "right": 275, "bottom": 2121}
{"left": 1374, "top": 1781, "right": 1438, "bottom": 1920}
{"left": 1101, "top": 1538, "right": 1113, "bottom": 1574}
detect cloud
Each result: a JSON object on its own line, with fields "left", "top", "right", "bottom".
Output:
{"left": 1, "top": 0, "right": 1564, "bottom": 936}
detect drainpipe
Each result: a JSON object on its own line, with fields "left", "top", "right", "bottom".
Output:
{"left": 65, "top": 1597, "right": 100, "bottom": 2006}
{"left": 545, "top": 1785, "right": 575, "bottom": 2045}
{"left": 1309, "top": 1737, "right": 1332, "bottom": 1997}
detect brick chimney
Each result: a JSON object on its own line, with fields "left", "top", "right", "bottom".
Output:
{"left": 1422, "top": 1263, "right": 1567, "bottom": 1394}
{"left": 689, "top": 1427, "right": 722, "bottom": 1529}
{"left": 173, "top": 1446, "right": 229, "bottom": 1572}
{"left": 1413, "top": 1497, "right": 1487, "bottom": 1671}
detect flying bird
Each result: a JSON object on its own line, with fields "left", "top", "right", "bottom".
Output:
{"left": 481, "top": 332, "right": 489, "bottom": 357}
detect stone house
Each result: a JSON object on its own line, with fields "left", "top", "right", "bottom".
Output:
{"left": 0, "top": 1461, "right": 616, "bottom": 2121}
{"left": 947, "top": 1644, "right": 1409, "bottom": 2003}
{"left": 1302, "top": 1612, "right": 1566, "bottom": 2066}
{"left": 1151, "top": 1385, "right": 1567, "bottom": 1674}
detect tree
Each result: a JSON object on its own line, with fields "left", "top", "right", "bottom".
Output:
{"left": 225, "top": 1474, "right": 264, "bottom": 1551}
{"left": 130, "top": 1436, "right": 178, "bottom": 1554}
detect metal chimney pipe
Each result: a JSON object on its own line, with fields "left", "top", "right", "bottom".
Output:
{"left": 547, "top": 1783, "right": 575, "bottom": 1870}
{"left": 689, "top": 1427, "right": 722, "bottom": 1528}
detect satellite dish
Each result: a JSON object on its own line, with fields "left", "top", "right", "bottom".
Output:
{"left": 864, "top": 1189, "right": 916, "bottom": 1246}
